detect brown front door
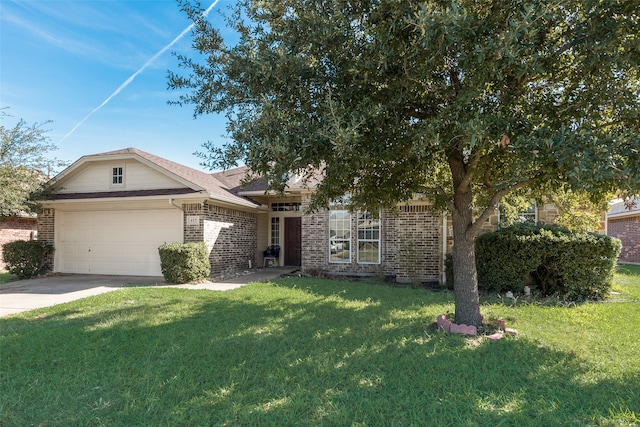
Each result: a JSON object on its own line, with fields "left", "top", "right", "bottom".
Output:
{"left": 284, "top": 217, "right": 302, "bottom": 266}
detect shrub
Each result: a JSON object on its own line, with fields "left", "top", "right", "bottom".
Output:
{"left": 158, "top": 242, "right": 211, "bottom": 284}
{"left": 399, "top": 239, "right": 423, "bottom": 287}
{"left": 475, "top": 223, "right": 621, "bottom": 300}
{"left": 444, "top": 254, "right": 454, "bottom": 290}
{"left": 2, "top": 240, "right": 54, "bottom": 279}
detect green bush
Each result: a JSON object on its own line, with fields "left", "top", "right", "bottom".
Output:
{"left": 2, "top": 240, "right": 54, "bottom": 279}
{"left": 475, "top": 223, "right": 621, "bottom": 300}
{"left": 158, "top": 242, "right": 211, "bottom": 284}
{"left": 444, "top": 254, "right": 454, "bottom": 290}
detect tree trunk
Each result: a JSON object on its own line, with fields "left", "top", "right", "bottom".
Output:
{"left": 449, "top": 155, "right": 483, "bottom": 327}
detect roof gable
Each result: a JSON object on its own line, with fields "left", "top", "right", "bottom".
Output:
{"left": 49, "top": 148, "right": 260, "bottom": 208}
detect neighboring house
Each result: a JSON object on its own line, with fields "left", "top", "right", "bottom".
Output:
{"left": 0, "top": 214, "right": 38, "bottom": 270}
{"left": 37, "top": 148, "right": 610, "bottom": 282}
{"left": 607, "top": 198, "right": 640, "bottom": 264}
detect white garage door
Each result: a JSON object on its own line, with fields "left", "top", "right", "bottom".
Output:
{"left": 57, "top": 209, "right": 183, "bottom": 276}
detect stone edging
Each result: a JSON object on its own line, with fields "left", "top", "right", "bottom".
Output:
{"left": 437, "top": 314, "right": 518, "bottom": 341}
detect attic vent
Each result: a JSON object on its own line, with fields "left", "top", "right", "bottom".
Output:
{"left": 399, "top": 205, "right": 430, "bottom": 213}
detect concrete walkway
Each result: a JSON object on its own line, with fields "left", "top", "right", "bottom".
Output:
{"left": 0, "top": 267, "right": 296, "bottom": 317}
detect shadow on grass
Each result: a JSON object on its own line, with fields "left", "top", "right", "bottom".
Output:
{"left": 616, "top": 264, "right": 640, "bottom": 276}
{"left": 1, "top": 278, "right": 638, "bottom": 426}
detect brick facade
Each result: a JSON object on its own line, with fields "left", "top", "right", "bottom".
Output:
{"left": 184, "top": 203, "right": 257, "bottom": 276}
{"left": 35, "top": 208, "right": 56, "bottom": 272}
{"left": 391, "top": 205, "right": 442, "bottom": 283}
{"left": 608, "top": 215, "right": 640, "bottom": 264}
{"left": 0, "top": 216, "right": 38, "bottom": 269}
{"left": 301, "top": 194, "right": 442, "bottom": 283}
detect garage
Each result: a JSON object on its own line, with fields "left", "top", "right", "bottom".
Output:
{"left": 56, "top": 208, "right": 183, "bottom": 276}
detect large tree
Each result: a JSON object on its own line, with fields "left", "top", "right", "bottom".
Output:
{"left": 169, "top": 0, "right": 640, "bottom": 326}
{"left": 0, "top": 113, "right": 65, "bottom": 216}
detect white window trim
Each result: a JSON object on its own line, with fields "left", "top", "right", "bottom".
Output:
{"left": 270, "top": 217, "right": 280, "bottom": 246}
{"left": 357, "top": 211, "right": 381, "bottom": 264}
{"left": 329, "top": 210, "right": 351, "bottom": 263}
{"left": 519, "top": 201, "right": 538, "bottom": 225}
{"left": 110, "top": 165, "right": 125, "bottom": 187}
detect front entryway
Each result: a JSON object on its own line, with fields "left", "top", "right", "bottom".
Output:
{"left": 284, "top": 217, "right": 301, "bottom": 266}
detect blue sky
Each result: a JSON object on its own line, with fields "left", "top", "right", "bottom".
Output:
{"left": 1, "top": 0, "right": 234, "bottom": 172}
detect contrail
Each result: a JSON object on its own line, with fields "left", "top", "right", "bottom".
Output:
{"left": 59, "top": 0, "right": 220, "bottom": 143}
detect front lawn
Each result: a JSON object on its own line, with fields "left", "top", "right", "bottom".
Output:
{"left": 0, "top": 270, "right": 16, "bottom": 286}
{"left": 1, "top": 267, "right": 638, "bottom": 426}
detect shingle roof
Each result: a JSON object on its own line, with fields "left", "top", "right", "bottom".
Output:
{"left": 211, "top": 166, "right": 269, "bottom": 194}
{"left": 212, "top": 165, "right": 324, "bottom": 195}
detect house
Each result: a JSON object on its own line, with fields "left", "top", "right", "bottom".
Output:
{"left": 607, "top": 198, "right": 640, "bottom": 264}
{"left": 38, "top": 148, "right": 264, "bottom": 277}
{"left": 0, "top": 213, "right": 38, "bottom": 270}
{"left": 37, "top": 147, "right": 610, "bottom": 282}
{"left": 37, "top": 148, "right": 446, "bottom": 282}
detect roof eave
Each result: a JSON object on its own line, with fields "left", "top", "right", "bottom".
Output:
{"left": 607, "top": 211, "right": 640, "bottom": 219}
{"left": 40, "top": 192, "right": 209, "bottom": 206}
{"left": 208, "top": 193, "right": 263, "bottom": 209}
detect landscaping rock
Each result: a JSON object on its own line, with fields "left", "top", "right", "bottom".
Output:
{"left": 450, "top": 323, "right": 477, "bottom": 336}
{"left": 437, "top": 314, "right": 452, "bottom": 332}
{"left": 488, "top": 332, "right": 504, "bottom": 342}
{"left": 438, "top": 314, "right": 477, "bottom": 336}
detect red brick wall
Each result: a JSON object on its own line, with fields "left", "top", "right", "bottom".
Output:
{"left": 183, "top": 203, "right": 257, "bottom": 276}
{"left": 608, "top": 215, "right": 640, "bottom": 263}
{"left": 0, "top": 217, "right": 38, "bottom": 269}
{"left": 36, "top": 209, "right": 55, "bottom": 272}
{"left": 301, "top": 193, "right": 442, "bottom": 282}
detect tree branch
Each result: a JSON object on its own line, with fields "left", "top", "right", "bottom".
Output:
{"left": 468, "top": 175, "right": 541, "bottom": 237}
{"left": 459, "top": 142, "right": 488, "bottom": 191}
{"left": 418, "top": 186, "right": 454, "bottom": 211}
{"left": 554, "top": 38, "right": 580, "bottom": 57}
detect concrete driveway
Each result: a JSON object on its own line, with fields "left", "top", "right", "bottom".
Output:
{"left": 0, "top": 267, "right": 295, "bottom": 317}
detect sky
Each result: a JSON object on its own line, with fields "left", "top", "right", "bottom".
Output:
{"left": 1, "top": 0, "right": 235, "bottom": 173}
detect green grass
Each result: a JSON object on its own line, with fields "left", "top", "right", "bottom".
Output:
{"left": 0, "top": 270, "right": 16, "bottom": 286}
{"left": 1, "top": 268, "right": 639, "bottom": 426}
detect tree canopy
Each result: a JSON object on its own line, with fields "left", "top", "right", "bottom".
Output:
{"left": 0, "top": 113, "right": 65, "bottom": 216}
{"left": 169, "top": 0, "right": 640, "bottom": 325}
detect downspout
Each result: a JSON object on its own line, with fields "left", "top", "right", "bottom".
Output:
{"left": 169, "top": 198, "right": 184, "bottom": 211}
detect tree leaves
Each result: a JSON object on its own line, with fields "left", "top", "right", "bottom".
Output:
{"left": 169, "top": 0, "right": 639, "bottom": 324}
{"left": 0, "top": 114, "right": 66, "bottom": 216}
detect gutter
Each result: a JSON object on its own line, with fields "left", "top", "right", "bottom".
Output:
{"left": 606, "top": 210, "right": 640, "bottom": 220}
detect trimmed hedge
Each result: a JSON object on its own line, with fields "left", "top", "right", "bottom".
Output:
{"left": 475, "top": 223, "right": 621, "bottom": 300}
{"left": 158, "top": 242, "right": 211, "bottom": 284}
{"left": 2, "top": 240, "right": 54, "bottom": 279}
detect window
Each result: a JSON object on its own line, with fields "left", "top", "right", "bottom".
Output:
{"left": 498, "top": 201, "right": 538, "bottom": 228}
{"left": 271, "top": 202, "right": 301, "bottom": 211}
{"left": 329, "top": 210, "right": 351, "bottom": 263}
{"left": 519, "top": 202, "right": 538, "bottom": 225}
{"left": 271, "top": 217, "right": 280, "bottom": 246}
{"left": 357, "top": 211, "right": 380, "bottom": 264}
{"left": 111, "top": 166, "right": 124, "bottom": 185}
